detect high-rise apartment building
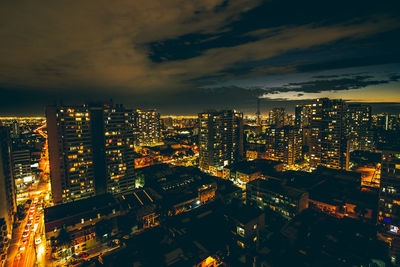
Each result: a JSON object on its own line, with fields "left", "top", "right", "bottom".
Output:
{"left": 47, "top": 104, "right": 139, "bottom": 204}
{"left": 10, "top": 121, "right": 20, "bottom": 139}
{"left": 265, "top": 126, "right": 302, "bottom": 166}
{"left": 90, "top": 104, "right": 136, "bottom": 195}
{"left": 295, "top": 104, "right": 312, "bottom": 128}
{"left": 378, "top": 148, "right": 400, "bottom": 264}
{"left": 268, "top": 108, "right": 285, "bottom": 128}
{"left": 375, "top": 114, "right": 400, "bottom": 131}
{"left": 0, "top": 126, "right": 16, "bottom": 265}
{"left": 309, "top": 98, "right": 349, "bottom": 170}
{"left": 199, "top": 110, "right": 244, "bottom": 175}
{"left": 345, "top": 104, "right": 374, "bottom": 151}
{"left": 133, "top": 109, "right": 161, "bottom": 146}
{"left": 162, "top": 117, "right": 173, "bottom": 129}
{"left": 47, "top": 106, "right": 96, "bottom": 204}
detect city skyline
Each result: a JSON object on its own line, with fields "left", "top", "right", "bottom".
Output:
{"left": 0, "top": 1, "right": 400, "bottom": 115}
{"left": 1, "top": 1, "right": 400, "bottom": 266}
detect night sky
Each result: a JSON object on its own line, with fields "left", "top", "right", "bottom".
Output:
{"left": 1, "top": 0, "right": 399, "bottom": 115}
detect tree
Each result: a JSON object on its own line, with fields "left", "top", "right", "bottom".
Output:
{"left": 56, "top": 227, "right": 71, "bottom": 248}
{"left": 135, "top": 172, "right": 145, "bottom": 188}
{"left": 56, "top": 227, "right": 72, "bottom": 259}
{"left": 95, "top": 219, "right": 113, "bottom": 241}
{"left": 117, "top": 213, "right": 137, "bottom": 235}
{"left": 16, "top": 204, "right": 26, "bottom": 220}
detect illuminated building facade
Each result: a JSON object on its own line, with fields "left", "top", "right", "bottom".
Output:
{"left": 198, "top": 110, "right": 244, "bottom": 175}
{"left": 133, "top": 109, "right": 161, "bottom": 146}
{"left": 46, "top": 106, "right": 96, "bottom": 204}
{"left": 378, "top": 148, "right": 400, "bottom": 264}
{"left": 295, "top": 104, "right": 312, "bottom": 128}
{"left": 374, "top": 113, "right": 400, "bottom": 131}
{"left": 0, "top": 127, "right": 16, "bottom": 266}
{"left": 265, "top": 126, "right": 302, "bottom": 166}
{"left": 309, "top": 98, "right": 349, "bottom": 170}
{"left": 268, "top": 107, "right": 286, "bottom": 128}
{"left": 345, "top": 104, "right": 374, "bottom": 151}
{"left": 11, "top": 121, "right": 20, "bottom": 138}
{"left": 47, "top": 104, "right": 139, "bottom": 204}
{"left": 90, "top": 104, "right": 137, "bottom": 195}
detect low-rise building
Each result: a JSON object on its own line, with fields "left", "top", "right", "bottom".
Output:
{"left": 223, "top": 159, "right": 283, "bottom": 186}
{"left": 119, "top": 189, "right": 160, "bottom": 234}
{"left": 44, "top": 194, "right": 124, "bottom": 256}
{"left": 224, "top": 203, "right": 265, "bottom": 249}
{"left": 141, "top": 164, "right": 217, "bottom": 216}
{"left": 11, "top": 148, "right": 33, "bottom": 199}
{"left": 307, "top": 167, "right": 376, "bottom": 222}
{"left": 246, "top": 178, "right": 309, "bottom": 220}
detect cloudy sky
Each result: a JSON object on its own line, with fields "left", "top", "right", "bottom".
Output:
{"left": 0, "top": 0, "right": 399, "bottom": 115}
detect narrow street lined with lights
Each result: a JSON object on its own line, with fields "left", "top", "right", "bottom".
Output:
{"left": 6, "top": 123, "right": 51, "bottom": 267}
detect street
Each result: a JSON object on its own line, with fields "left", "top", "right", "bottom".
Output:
{"left": 6, "top": 126, "right": 51, "bottom": 267}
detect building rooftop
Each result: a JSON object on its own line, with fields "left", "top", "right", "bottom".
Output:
{"left": 140, "top": 164, "right": 217, "bottom": 208}
{"left": 247, "top": 178, "right": 307, "bottom": 200}
{"left": 315, "top": 166, "right": 361, "bottom": 184}
{"left": 225, "top": 159, "right": 283, "bottom": 175}
{"left": 278, "top": 170, "right": 324, "bottom": 191}
{"left": 211, "top": 177, "right": 242, "bottom": 195}
{"left": 45, "top": 194, "right": 119, "bottom": 223}
{"left": 309, "top": 178, "right": 377, "bottom": 208}
{"left": 44, "top": 194, "right": 122, "bottom": 233}
{"left": 224, "top": 203, "right": 264, "bottom": 225}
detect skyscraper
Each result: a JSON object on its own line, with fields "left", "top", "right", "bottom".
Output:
{"left": 46, "top": 104, "right": 138, "bottom": 204}
{"left": 133, "top": 109, "right": 161, "bottom": 147}
{"left": 268, "top": 107, "right": 286, "bottom": 128}
{"left": 309, "top": 98, "right": 349, "bottom": 170}
{"left": 295, "top": 104, "right": 312, "bottom": 128}
{"left": 91, "top": 104, "right": 136, "bottom": 195}
{"left": 199, "top": 110, "right": 244, "bottom": 175}
{"left": 265, "top": 126, "right": 302, "bottom": 166}
{"left": 378, "top": 148, "right": 400, "bottom": 264}
{"left": 345, "top": 104, "right": 374, "bottom": 151}
{"left": 46, "top": 106, "right": 96, "bottom": 204}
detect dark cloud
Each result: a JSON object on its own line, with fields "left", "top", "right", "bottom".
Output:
{"left": 263, "top": 74, "right": 395, "bottom": 94}
{"left": 297, "top": 55, "right": 400, "bottom": 73}
{"left": 390, "top": 74, "right": 400, "bottom": 81}
{"left": 285, "top": 76, "right": 389, "bottom": 93}
{"left": 312, "top": 74, "right": 341, "bottom": 79}
{"left": 311, "top": 73, "right": 367, "bottom": 79}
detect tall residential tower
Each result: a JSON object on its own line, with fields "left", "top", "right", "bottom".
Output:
{"left": 199, "top": 110, "right": 244, "bottom": 175}
{"left": 46, "top": 104, "right": 138, "bottom": 204}
{"left": 309, "top": 98, "right": 349, "bottom": 170}
{"left": 378, "top": 148, "right": 400, "bottom": 264}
